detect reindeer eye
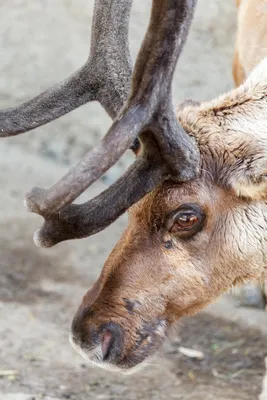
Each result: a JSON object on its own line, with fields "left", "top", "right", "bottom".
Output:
{"left": 166, "top": 203, "right": 206, "bottom": 238}
{"left": 174, "top": 213, "right": 199, "bottom": 230}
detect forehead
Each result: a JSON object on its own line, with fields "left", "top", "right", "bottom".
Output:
{"left": 129, "top": 178, "right": 228, "bottom": 226}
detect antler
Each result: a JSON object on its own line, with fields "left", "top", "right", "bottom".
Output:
{"left": 0, "top": 0, "right": 132, "bottom": 132}
{"left": 1, "top": 0, "right": 199, "bottom": 248}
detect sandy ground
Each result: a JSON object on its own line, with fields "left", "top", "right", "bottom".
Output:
{"left": 1, "top": 1, "right": 267, "bottom": 399}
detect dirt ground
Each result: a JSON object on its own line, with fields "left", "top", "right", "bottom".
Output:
{"left": 1, "top": 1, "right": 267, "bottom": 400}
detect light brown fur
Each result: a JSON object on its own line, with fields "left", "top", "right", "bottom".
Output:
{"left": 70, "top": 58, "right": 267, "bottom": 373}
{"left": 233, "top": 0, "right": 267, "bottom": 86}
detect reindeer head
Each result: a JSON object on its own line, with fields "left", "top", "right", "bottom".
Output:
{"left": 2, "top": 0, "right": 267, "bottom": 375}
{"left": 70, "top": 60, "right": 267, "bottom": 372}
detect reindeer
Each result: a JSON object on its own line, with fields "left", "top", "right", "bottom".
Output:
{"left": 69, "top": 59, "right": 267, "bottom": 372}
{"left": 1, "top": 0, "right": 267, "bottom": 381}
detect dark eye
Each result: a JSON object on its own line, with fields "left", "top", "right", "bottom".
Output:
{"left": 173, "top": 212, "right": 199, "bottom": 230}
{"left": 171, "top": 210, "right": 199, "bottom": 232}
{"left": 166, "top": 203, "right": 206, "bottom": 239}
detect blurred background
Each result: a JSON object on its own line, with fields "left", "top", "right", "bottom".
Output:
{"left": 0, "top": 1, "right": 266, "bottom": 399}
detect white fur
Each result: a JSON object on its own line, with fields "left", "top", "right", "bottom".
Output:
{"left": 233, "top": 181, "right": 267, "bottom": 200}
{"left": 244, "top": 56, "right": 267, "bottom": 88}
{"left": 69, "top": 333, "right": 149, "bottom": 375}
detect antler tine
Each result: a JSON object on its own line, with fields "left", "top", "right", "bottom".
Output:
{"left": 0, "top": 0, "right": 132, "bottom": 136}
{"left": 33, "top": 144, "right": 167, "bottom": 248}
{"left": 26, "top": 0, "right": 199, "bottom": 217}
{"left": 25, "top": 109, "right": 147, "bottom": 216}
{"left": 26, "top": 0, "right": 199, "bottom": 248}
{"left": 130, "top": 0, "right": 199, "bottom": 178}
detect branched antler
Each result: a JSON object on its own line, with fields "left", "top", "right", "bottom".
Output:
{"left": 0, "top": 0, "right": 132, "bottom": 132}
{"left": 1, "top": 0, "right": 199, "bottom": 247}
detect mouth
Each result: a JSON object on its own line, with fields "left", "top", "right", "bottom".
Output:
{"left": 69, "top": 318, "right": 168, "bottom": 374}
{"left": 69, "top": 333, "right": 149, "bottom": 374}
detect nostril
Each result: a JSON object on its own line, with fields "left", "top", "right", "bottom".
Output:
{"left": 100, "top": 323, "right": 124, "bottom": 363}
{"left": 101, "top": 330, "right": 114, "bottom": 361}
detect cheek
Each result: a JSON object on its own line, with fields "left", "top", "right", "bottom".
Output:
{"left": 162, "top": 254, "right": 211, "bottom": 300}
{"left": 162, "top": 241, "right": 190, "bottom": 264}
{"left": 162, "top": 245, "right": 194, "bottom": 278}
{"left": 210, "top": 212, "right": 265, "bottom": 280}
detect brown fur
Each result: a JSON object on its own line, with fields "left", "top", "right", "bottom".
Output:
{"left": 70, "top": 4, "right": 267, "bottom": 373}
{"left": 233, "top": 49, "right": 246, "bottom": 87}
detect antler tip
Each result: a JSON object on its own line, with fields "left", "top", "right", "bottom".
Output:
{"left": 33, "top": 229, "right": 54, "bottom": 249}
{"left": 24, "top": 187, "right": 48, "bottom": 215}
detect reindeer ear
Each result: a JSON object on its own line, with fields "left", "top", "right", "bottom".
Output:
{"left": 194, "top": 58, "right": 267, "bottom": 200}
{"left": 215, "top": 58, "right": 267, "bottom": 199}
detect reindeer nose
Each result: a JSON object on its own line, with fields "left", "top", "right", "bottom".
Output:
{"left": 70, "top": 306, "right": 125, "bottom": 364}
{"left": 100, "top": 323, "right": 124, "bottom": 363}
